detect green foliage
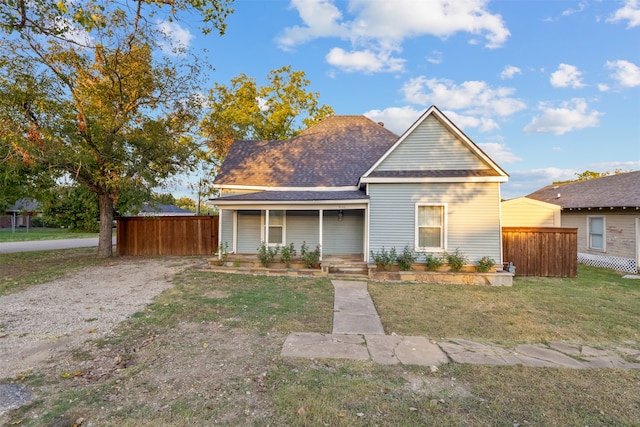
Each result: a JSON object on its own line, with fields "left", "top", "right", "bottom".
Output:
{"left": 41, "top": 185, "right": 100, "bottom": 232}
{"left": 476, "top": 256, "right": 496, "bottom": 273}
{"left": 0, "top": 1, "right": 234, "bottom": 257}
{"left": 213, "top": 241, "right": 229, "bottom": 266}
{"left": 424, "top": 253, "right": 445, "bottom": 271}
{"left": 370, "top": 246, "right": 396, "bottom": 270}
{"left": 257, "top": 242, "right": 279, "bottom": 267}
{"left": 201, "top": 65, "right": 334, "bottom": 159}
{"left": 280, "top": 242, "right": 297, "bottom": 267}
{"left": 396, "top": 245, "right": 417, "bottom": 271}
{"left": 300, "top": 241, "right": 321, "bottom": 269}
{"left": 445, "top": 249, "right": 467, "bottom": 272}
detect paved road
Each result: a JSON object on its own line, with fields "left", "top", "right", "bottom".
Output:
{"left": 0, "top": 237, "right": 116, "bottom": 254}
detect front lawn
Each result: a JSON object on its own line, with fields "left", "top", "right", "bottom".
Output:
{"left": 369, "top": 265, "right": 640, "bottom": 346}
{"left": 3, "top": 257, "right": 639, "bottom": 426}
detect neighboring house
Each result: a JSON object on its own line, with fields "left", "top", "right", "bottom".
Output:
{"left": 1, "top": 198, "right": 41, "bottom": 229}
{"left": 527, "top": 171, "right": 640, "bottom": 273}
{"left": 130, "top": 203, "right": 195, "bottom": 217}
{"left": 501, "top": 197, "right": 561, "bottom": 227}
{"left": 209, "top": 105, "right": 509, "bottom": 266}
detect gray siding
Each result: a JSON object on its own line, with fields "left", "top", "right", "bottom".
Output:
{"left": 368, "top": 183, "right": 502, "bottom": 262}
{"left": 323, "top": 210, "right": 364, "bottom": 255}
{"left": 220, "top": 209, "right": 234, "bottom": 249}
{"left": 237, "top": 211, "right": 261, "bottom": 253}
{"left": 286, "top": 211, "right": 320, "bottom": 249}
{"left": 376, "top": 115, "right": 489, "bottom": 171}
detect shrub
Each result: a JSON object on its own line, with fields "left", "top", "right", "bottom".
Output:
{"left": 424, "top": 253, "right": 445, "bottom": 271}
{"left": 280, "top": 242, "right": 297, "bottom": 267}
{"left": 300, "top": 241, "right": 321, "bottom": 269}
{"left": 476, "top": 256, "right": 496, "bottom": 273}
{"left": 213, "top": 241, "right": 229, "bottom": 266}
{"left": 396, "top": 245, "right": 417, "bottom": 271}
{"left": 446, "top": 249, "right": 467, "bottom": 272}
{"left": 257, "top": 242, "right": 279, "bottom": 267}
{"left": 370, "top": 246, "right": 396, "bottom": 270}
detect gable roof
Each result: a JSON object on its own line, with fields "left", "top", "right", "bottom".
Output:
{"left": 361, "top": 105, "right": 508, "bottom": 183}
{"left": 527, "top": 170, "right": 640, "bottom": 209}
{"left": 213, "top": 115, "right": 399, "bottom": 189}
{"left": 6, "top": 198, "right": 40, "bottom": 213}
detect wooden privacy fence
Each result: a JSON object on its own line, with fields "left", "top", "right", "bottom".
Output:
{"left": 502, "top": 227, "right": 577, "bottom": 277}
{"left": 116, "top": 215, "right": 218, "bottom": 256}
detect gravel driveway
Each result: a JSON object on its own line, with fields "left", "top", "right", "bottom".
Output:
{"left": 0, "top": 258, "right": 194, "bottom": 380}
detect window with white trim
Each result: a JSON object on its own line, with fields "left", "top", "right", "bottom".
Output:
{"left": 416, "top": 204, "right": 446, "bottom": 251}
{"left": 265, "top": 210, "right": 285, "bottom": 246}
{"left": 588, "top": 216, "right": 605, "bottom": 251}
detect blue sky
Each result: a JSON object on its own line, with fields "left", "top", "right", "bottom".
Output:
{"left": 166, "top": 0, "right": 640, "bottom": 200}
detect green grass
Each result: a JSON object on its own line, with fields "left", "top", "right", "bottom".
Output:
{"left": 122, "top": 271, "right": 334, "bottom": 336}
{"left": 369, "top": 265, "right": 640, "bottom": 346}
{"left": 0, "top": 227, "right": 98, "bottom": 242}
{"left": 0, "top": 247, "right": 106, "bottom": 296}
{"left": 269, "top": 358, "right": 640, "bottom": 426}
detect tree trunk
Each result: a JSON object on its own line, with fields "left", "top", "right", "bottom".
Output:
{"left": 97, "top": 192, "right": 114, "bottom": 258}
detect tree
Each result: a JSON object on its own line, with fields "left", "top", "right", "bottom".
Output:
{"left": 0, "top": 0, "right": 233, "bottom": 257}
{"left": 201, "top": 65, "right": 335, "bottom": 159}
{"left": 553, "top": 169, "right": 627, "bottom": 185}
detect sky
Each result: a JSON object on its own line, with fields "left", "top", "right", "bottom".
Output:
{"left": 166, "top": 0, "right": 640, "bottom": 200}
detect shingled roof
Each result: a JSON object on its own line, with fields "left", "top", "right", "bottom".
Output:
{"left": 213, "top": 116, "right": 399, "bottom": 188}
{"left": 527, "top": 170, "right": 640, "bottom": 209}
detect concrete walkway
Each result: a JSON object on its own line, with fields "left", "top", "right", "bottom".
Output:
{"left": 0, "top": 237, "right": 116, "bottom": 253}
{"left": 281, "top": 280, "right": 640, "bottom": 369}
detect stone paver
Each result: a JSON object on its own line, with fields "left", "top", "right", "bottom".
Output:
{"left": 281, "top": 333, "right": 369, "bottom": 360}
{"left": 332, "top": 280, "right": 384, "bottom": 335}
{"left": 280, "top": 280, "right": 640, "bottom": 369}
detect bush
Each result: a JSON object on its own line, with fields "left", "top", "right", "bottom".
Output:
{"left": 370, "top": 246, "right": 396, "bottom": 270}
{"left": 396, "top": 245, "right": 417, "bottom": 271}
{"left": 476, "top": 256, "right": 496, "bottom": 273}
{"left": 213, "top": 241, "right": 229, "bottom": 266}
{"left": 300, "top": 241, "right": 321, "bottom": 269}
{"left": 424, "top": 253, "right": 445, "bottom": 271}
{"left": 280, "top": 242, "right": 297, "bottom": 267}
{"left": 257, "top": 242, "right": 279, "bottom": 267}
{"left": 446, "top": 249, "right": 467, "bottom": 272}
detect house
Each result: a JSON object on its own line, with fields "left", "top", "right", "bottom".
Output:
{"left": 209, "top": 105, "right": 509, "bottom": 268}
{"left": 134, "top": 203, "right": 195, "bottom": 217}
{"left": 527, "top": 171, "right": 640, "bottom": 273}
{"left": 501, "top": 197, "right": 561, "bottom": 227}
{"left": 1, "top": 198, "right": 41, "bottom": 229}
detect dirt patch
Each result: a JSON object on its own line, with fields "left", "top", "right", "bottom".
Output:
{"left": 0, "top": 257, "right": 289, "bottom": 425}
{"left": 0, "top": 258, "right": 194, "bottom": 380}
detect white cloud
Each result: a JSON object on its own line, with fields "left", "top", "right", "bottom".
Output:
{"left": 401, "top": 77, "right": 526, "bottom": 118}
{"left": 277, "top": 0, "right": 510, "bottom": 73}
{"left": 608, "top": 0, "right": 640, "bottom": 28}
{"left": 561, "top": 1, "right": 587, "bottom": 17}
{"left": 427, "top": 50, "right": 443, "bottom": 65}
{"left": 606, "top": 59, "right": 640, "bottom": 87}
{"left": 524, "top": 98, "right": 603, "bottom": 135}
{"left": 477, "top": 142, "right": 521, "bottom": 163}
{"left": 326, "top": 47, "right": 405, "bottom": 73}
{"left": 500, "top": 65, "right": 521, "bottom": 80}
{"left": 550, "top": 64, "right": 585, "bottom": 88}
{"left": 278, "top": 0, "right": 348, "bottom": 50}
{"left": 598, "top": 83, "right": 610, "bottom": 92}
{"left": 443, "top": 110, "right": 499, "bottom": 133}
{"left": 158, "top": 20, "right": 194, "bottom": 55}
{"left": 502, "top": 167, "right": 577, "bottom": 199}
{"left": 363, "top": 106, "right": 424, "bottom": 135}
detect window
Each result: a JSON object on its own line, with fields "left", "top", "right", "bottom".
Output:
{"left": 265, "top": 210, "right": 284, "bottom": 246}
{"left": 588, "top": 216, "right": 604, "bottom": 251}
{"left": 416, "top": 204, "right": 445, "bottom": 250}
